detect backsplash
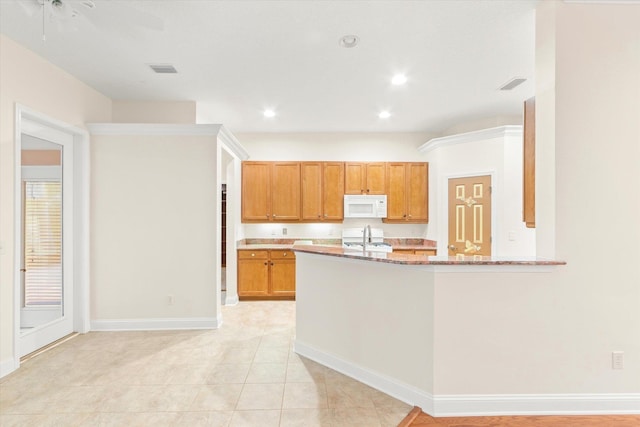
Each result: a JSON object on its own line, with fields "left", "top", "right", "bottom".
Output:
{"left": 242, "top": 219, "right": 429, "bottom": 240}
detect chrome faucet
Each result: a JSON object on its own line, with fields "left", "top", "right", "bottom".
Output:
{"left": 363, "top": 224, "right": 371, "bottom": 248}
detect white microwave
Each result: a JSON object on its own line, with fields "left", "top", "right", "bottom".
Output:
{"left": 344, "top": 195, "right": 387, "bottom": 218}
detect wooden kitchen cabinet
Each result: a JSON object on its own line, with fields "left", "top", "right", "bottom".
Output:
{"left": 301, "top": 162, "right": 344, "bottom": 221}
{"left": 344, "top": 162, "right": 386, "bottom": 195}
{"left": 242, "top": 161, "right": 301, "bottom": 222}
{"left": 394, "top": 249, "right": 437, "bottom": 256}
{"left": 237, "top": 250, "right": 270, "bottom": 297}
{"left": 238, "top": 249, "right": 296, "bottom": 299}
{"left": 269, "top": 250, "right": 296, "bottom": 297}
{"left": 384, "top": 162, "right": 429, "bottom": 223}
{"left": 523, "top": 97, "right": 535, "bottom": 228}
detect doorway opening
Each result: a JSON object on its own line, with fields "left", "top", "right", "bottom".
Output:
{"left": 13, "top": 105, "right": 90, "bottom": 367}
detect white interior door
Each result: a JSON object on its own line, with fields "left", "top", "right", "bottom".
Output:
{"left": 18, "top": 120, "right": 74, "bottom": 357}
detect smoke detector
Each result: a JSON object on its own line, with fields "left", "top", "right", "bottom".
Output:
{"left": 339, "top": 35, "right": 359, "bottom": 48}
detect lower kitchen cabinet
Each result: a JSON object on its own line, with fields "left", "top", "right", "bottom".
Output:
{"left": 238, "top": 249, "right": 295, "bottom": 299}
{"left": 394, "top": 249, "right": 437, "bottom": 256}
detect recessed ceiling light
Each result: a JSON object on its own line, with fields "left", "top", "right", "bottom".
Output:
{"left": 263, "top": 109, "right": 276, "bottom": 118}
{"left": 391, "top": 74, "right": 407, "bottom": 85}
{"left": 379, "top": 111, "right": 391, "bottom": 119}
{"left": 339, "top": 35, "right": 360, "bottom": 48}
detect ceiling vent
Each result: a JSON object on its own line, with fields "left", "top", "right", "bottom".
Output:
{"left": 149, "top": 64, "right": 178, "bottom": 74}
{"left": 499, "top": 77, "right": 527, "bottom": 91}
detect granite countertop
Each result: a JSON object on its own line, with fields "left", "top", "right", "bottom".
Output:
{"left": 237, "top": 238, "right": 437, "bottom": 251}
{"left": 290, "top": 245, "right": 566, "bottom": 266}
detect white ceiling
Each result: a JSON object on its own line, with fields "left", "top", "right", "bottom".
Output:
{"left": 0, "top": 0, "right": 537, "bottom": 134}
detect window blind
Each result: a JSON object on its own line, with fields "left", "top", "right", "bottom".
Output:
{"left": 24, "top": 181, "right": 62, "bottom": 307}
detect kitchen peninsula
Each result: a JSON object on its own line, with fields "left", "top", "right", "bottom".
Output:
{"left": 291, "top": 245, "right": 565, "bottom": 416}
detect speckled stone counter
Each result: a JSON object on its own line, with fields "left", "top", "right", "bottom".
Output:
{"left": 291, "top": 245, "right": 565, "bottom": 266}
{"left": 236, "top": 238, "right": 438, "bottom": 252}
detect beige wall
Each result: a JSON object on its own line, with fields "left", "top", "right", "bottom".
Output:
{"left": 0, "top": 34, "right": 112, "bottom": 368}
{"left": 90, "top": 134, "right": 218, "bottom": 322}
{"left": 434, "top": 1, "right": 640, "bottom": 395}
{"left": 235, "top": 132, "right": 434, "bottom": 161}
{"left": 112, "top": 100, "right": 196, "bottom": 124}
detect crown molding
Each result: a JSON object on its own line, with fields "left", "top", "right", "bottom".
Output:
{"left": 418, "top": 125, "right": 522, "bottom": 154}
{"left": 218, "top": 125, "right": 250, "bottom": 160}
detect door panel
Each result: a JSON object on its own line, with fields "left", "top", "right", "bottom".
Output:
{"left": 242, "top": 162, "right": 271, "bottom": 221}
{"left": 301, "top": 162, "right": 322, "bottom": 220}
{"left": 407, "top": 163, "right": 428, "bottom": 221}
{"left": 448, "top": 175, "right": 492, "bottom": 256}
{"left": 323, "top": 162, "right": 344, "bottom": 220}
{"left": 386, "top": 163, "right": 407, "bottom": 220}
{"left": 19, "top": 121, "right": 74, "bottom": 358}
{"left": 270, "top": 260, "right": 295, "bottom": 296}
{"left": 271, "top": 162, "right": 301, "bottom": 220}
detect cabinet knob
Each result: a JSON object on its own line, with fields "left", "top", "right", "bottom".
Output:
{"left": 270, "top": 262, "right": 274, "bottom": 266}
{"left": 403, "top": 214, "right": 406, "bottom": 218}
{"left": 318, "top": 215, "right": 321, "bottom": 218}
{"left": 324, "top": 214, "right": 327, "bottom": 217}
{"left": 264, "top": 262, "right": 268, "bottom": 265}
{"left": 283, "top": 253, "right": 287, "bottom": 256}
{"left": 408, "top": 214, "right": 412, "bottom": 218}
{"left": 273, "top": 214, "right": 277, "bottom": 218}
{"left": 366, "top": 189, "right": 370, "bottom": 193}
{"left": 251, "top": 253, "right": 255, "bottom": 257}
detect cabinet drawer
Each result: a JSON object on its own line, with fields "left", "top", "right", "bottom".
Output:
{"left": 238, "top": 250, "right": 269, "bottom": 259}
{"left": 415, "top": 250, "right": 437, "bottom": 256}
{"left": 270, "top": 250, "right": 295, "bottom": 260}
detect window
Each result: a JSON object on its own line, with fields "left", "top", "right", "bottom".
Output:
{"left": 23, "top": 181, "right": 62, "bottom": 307}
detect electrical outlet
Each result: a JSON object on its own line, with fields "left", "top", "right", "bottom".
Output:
{"left": 612, "top": 351, "right": 624, "bottom": 369}
{"left": 168, "top": 295, "right": 174, "bottom": 306}
{"left": 282, "top": 227, "right": 287, "bottom": 235}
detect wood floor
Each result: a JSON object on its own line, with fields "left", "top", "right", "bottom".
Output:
{"left": 398, "top": 407, "right": 640, "bottom": 427}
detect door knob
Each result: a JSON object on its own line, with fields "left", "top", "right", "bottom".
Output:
{"left": 448, "top": 245, "right": 457, "bottom": 251}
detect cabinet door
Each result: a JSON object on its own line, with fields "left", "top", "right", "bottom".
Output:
{"left": 344, "top": 163, "right": 366, "bottom": 194}
{"left": 301, "top": 162, "right": 323, "bottom": 221}
{"left": 270, "top": 259, "right": 296, "bottom": 297}
{"left": 323, "top": 162, "right": 345, "bottom": 220}
{"left": 242, "top": 162, "right": 271, "bottom": 221}
{"left": 365, "top": 163, "right": 386, "bottom": 194}
{"left": 238, "top": 258, "right": 270, "bottom": 297}
{"left": 271, "top": 162, "right": 301, "bottom": 221}
{"left": 406, "top": 163, "right": 429, "bottom": 222}
{"left": 386, "top": 163, "right": 407, "bottom": 221}
{"left": 414, "top": 250, "right": 436, "bottom": 256}
{"left": 523, "top": 97, "right": 535, "bottom": 228}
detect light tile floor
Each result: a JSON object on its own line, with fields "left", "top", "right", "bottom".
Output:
{"left": 0, "top": 301, "right": 411, "bottom": 426}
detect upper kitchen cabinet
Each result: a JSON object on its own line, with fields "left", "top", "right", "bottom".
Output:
{"left": 242, "top": 161, "right": 301, "bottom": 222}
{"left": 344, "top": 162, "right": 386, "bottom": 195}
{"left": 301, "top": 162, "right": 345, "bottom": 221}
{"left": 384, "top": 162, "right": 429, "bottom": 223}
{"left": 523, "top": 97, "right": 535, "bottom": 228}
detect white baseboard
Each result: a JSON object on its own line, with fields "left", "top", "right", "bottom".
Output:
{"left": 294, "top": 340, "right": 435, "bottom": 413}
{"left": 433, "top": 393, "right": 640, "bottom": 416}
{"left": 224, "top": 294, "right": 239, "bottom": 306}
{"left": 91, "top": 316, "right": 221, "bottom": 331}
{"left": 0, "top": 357, "right": 18, "bottom": 379}
{"left": 294, "top": 340, "right": 640, "bottom": 416}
